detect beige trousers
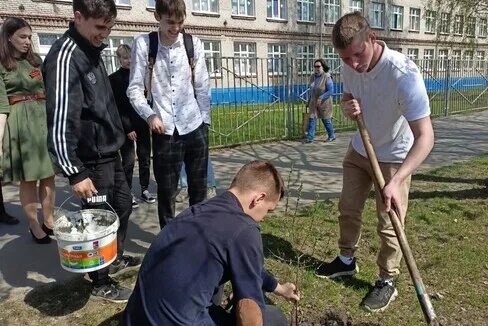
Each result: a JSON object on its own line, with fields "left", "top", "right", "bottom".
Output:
{"left": 338, "top": 146, "right": 411, "bottom": 278}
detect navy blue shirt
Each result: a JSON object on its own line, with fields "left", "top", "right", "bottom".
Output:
{"left": 123, "top": 191, "right": 277, "bottom": 325}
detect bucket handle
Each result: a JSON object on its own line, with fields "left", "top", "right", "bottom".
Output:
{"left": 55, "top": 194, "right": 118, "bottom": 218}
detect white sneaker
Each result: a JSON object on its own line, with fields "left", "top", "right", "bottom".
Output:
{"left": 207, "top": 187, "right": 217, "bottom": 198}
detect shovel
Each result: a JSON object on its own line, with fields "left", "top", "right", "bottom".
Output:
{"left": 356, "top": 113, "right": 439, "bottom": 325}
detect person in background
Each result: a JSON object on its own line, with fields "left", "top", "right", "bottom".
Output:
{"left": 0, "top": 17, "right": 55, "bottom": 243}
{"left": 175, "top": 156, "right": 217, "bottom": 203}
{"left": 123, "top": 161, "right": 299, "bottom": 325}
{"left": 305, "top": 58, "right": 336, "bottom": 143}
{"left": 109, "top": 44, "right": 156, "bottom": 208}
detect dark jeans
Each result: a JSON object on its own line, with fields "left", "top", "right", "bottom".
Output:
{"left": 119, "top": 125, "right": 151, "bottom": 192}
{"left": 209, "top": 304, "right": 288, "bottom": 326}
{"left": 152, "top": 123, "right": 208, "bottom": 228}
{"left": 84, "top": 157, "right": 132, "bottom": 286}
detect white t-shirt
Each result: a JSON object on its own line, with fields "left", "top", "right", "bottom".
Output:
{"left": 343, "top": 41, "right": 430, "bottom": 163}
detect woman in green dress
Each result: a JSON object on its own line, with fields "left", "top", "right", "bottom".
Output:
{"left": 0, "top": 17, "right": 55, "bottom": 244}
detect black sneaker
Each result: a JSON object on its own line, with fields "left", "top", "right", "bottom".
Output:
{"left": 141, "top": 190, "right": 156, "bottom": 204}
{"left": 362, "top": 279, "right": 398, "bottom": 312}
{"left": 91, "top": 281, "right": 132, "bottom": 303}
{"left": 315, "top": 256, "right": 358, "bottom": 279}
{"left": 109, "top": 255, "right": 143, "bottom": 277}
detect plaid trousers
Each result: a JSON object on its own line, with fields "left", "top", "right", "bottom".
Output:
{"left": 152, "top": 123, "right": 209, "bottom": 228}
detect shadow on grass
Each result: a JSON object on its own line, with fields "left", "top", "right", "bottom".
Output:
{"left": 98, "top": 311, "right": 123, "bottom": 326}
{"left": 409, "top": 186, "right": 488, "bottom": 200}
{"left": 412, "top": 173, "right": 488, "bottom": 186}
{"left": 23, "top": 276, "right": 91, "bottom": 316}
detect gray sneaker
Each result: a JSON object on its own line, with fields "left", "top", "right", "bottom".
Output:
{"left": 207, "top": 187, "right": 217, "bottom": 199}
{"left": 109, "top": 255, "right": 142, "bottom": 277}
{"left": 91, "top": 281, "right": 132, "bottom": 303}
{"left": 362, "top": 280, "right": 398, "bottom": 312}
{"left": 175, "top": 187, "right": 188, "bottom": 203}
{"left": 141, "top": 190, "right": 156, "bottom": 203}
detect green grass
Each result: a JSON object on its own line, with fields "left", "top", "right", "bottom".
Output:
{"left": 209, "top": 88, "right": 488, "bottom": 148}
{"left": 0, "top": 155, "right": 487, "bottom": 325}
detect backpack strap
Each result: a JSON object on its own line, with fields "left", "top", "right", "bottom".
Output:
{"left": 146, "top": 31, "right": 159, "bottom": 104}
{"left": 182, "top": 32, "right": 195, "bottom": 89}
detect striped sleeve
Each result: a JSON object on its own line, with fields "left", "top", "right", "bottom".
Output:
{"left": 44, "top": 38, "right": 89, "bottom": 185}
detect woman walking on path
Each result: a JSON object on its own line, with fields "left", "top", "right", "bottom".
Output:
{"left": 305, "top": 59, "right": 336, "bottom": 143}
{"left": 0, "top": 17, "right": 55, "bottom": 244}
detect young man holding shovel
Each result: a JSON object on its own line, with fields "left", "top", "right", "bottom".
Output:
{"left": 315, "top": 12, "right": 434, "bottom": 312}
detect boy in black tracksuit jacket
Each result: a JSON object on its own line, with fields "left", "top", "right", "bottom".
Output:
{"left": 43, "top": 2, "right": 140, "bottom": 302}
{"left": 109, "top": 45, "right": 154, "bottom": 206}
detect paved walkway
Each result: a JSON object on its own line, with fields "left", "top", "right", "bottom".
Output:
{"left": 1, "top": 110, "right": 487, "bottom": 300}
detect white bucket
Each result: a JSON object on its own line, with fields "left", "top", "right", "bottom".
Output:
{"left": 54, "top": 209, "right": 120, "bottom": 273}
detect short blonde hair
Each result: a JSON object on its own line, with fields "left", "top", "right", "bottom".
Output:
{"left": 115, "top": 44, "right": 131, "bottom": 58}
{"left": 230, "top": 161, "right": 285, "bottom": 200}
{"left": 332, "top": 12, "right": 371, "bottom": 49}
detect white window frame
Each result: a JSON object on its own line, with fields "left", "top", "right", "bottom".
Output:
{"left": 476, "top": 51, "right": 485, "bottom": 70}
{"left": 297, "top": 44, "right": 315, "bottom": 75}
{"left": 390, "top": 5, "right": 403, "bottom": 31}
{"left": 425, "top": 10, "right": 436, "bottom": 33}
{"left": 464, "top": 50, "right": 474, "bottom": 70}
{"left": 234, "top": 42, "right": 257, "bottom": 76}
{"left": 437, "top": 49, "right": 448, "bottom": 71}
{"left": 232, "top": 0, "right": 255, "bottom": 16}
{"left": 202, "top": 40, "right": 221, "bottom": 77}
{"left": 479, "top": 18, "right": 487, "bottom": 37}
{"left": 349, "top": 0, "right": 363, "bottom": 14}
{"left": 147, "top": 0, "right": 155, "bottom": 8}
{"left": 298, "top": 0, "right": 315, "bottom": 22}
{"left": 453, "top": 15, "right": 464, "bottom": 35}
{"left": 370, "top": 2, "right": 385, "bottom": 29}
{"left": 102, "top": 37, "right": 134, "bottom": 74}
{"left": 323, "top": 45, "right": 341, "bottom": 71}
{"left": 192, "top": 0, "right": 219, "bottom": 13}
{"left": 267, "top": 44, "right": 287, "bottom": 75}
{"left": 407, "top": 48, "right": 419, "bottom": 60}
{"left": 440, "top": 12, "right": 450, "bottom": 34}
{"left": 465, "top": 17, "right": 476, "bottom": 36}
{"left": 267, "top": 0, "right": 287, "bottom": 20}
{"left": 452, "top": 50, "right": 461, "bottom": 71}
{"left": 323, "top": 0, "right": 341, "bottom": 24}
{"left": 38, "top": 33, "right": 63, "bottom": 59}
{"left": 423, "top": 49, "right": 434, "bottom": 71}
{"left": 409, "top": 8, "right": 420, "bottom": 31}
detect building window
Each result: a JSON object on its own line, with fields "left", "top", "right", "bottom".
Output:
{"left": 38, "top": 33, "right": 63, "bottom": 59}
{"left": 297, "top": 44, "right": 315, "bottom": 74}
{"left": 479, "top": 18, "right": 487, "bottom": 37}
{"left": 409, "top": 8, "right": 420, "bottom": 31}
{"left": 147, "top": 0, "right": 155, "bottom": 7}
{"left": 476, "top": 51, "right": 485, "bottom": 69}
{"left": 425, "top": 10, "right": 436, "bottom": 33}
{"left": 452, "top": 49, "right": 461, "bottom": 71}
{"left": 232, "top": 0, "right": 255, "bottom": 16}
{"left": 423, "top": 49, "right": 434, "bottom": 71}
{"left": 390, "top": 5, "right": 403, "bottom": 30}
{"left": 323, "top": 45, "right": 340, "bottom": 71}
{"left": 440, "top": 12, "right": 450, "bottom": 34}
{"left": 267, "top": 0, "right": 286, "bottom": 19}
{"left": 464, "top": 50, "right": 474, "bottom": 70}
{"left": 234, "top": 42, "right": 256, "bottom": 75}
{"left": 349, "top": 0, "right": 363, "bottom": 14}
{"left": 438, "top": 49, "right": 448, "bottom": 71}
{"left": 202, "top": 40, "right": 221, "bottom": 76}
{"left": 298, "top": 0, "right": 315, "bottom": 22}
{"left": 453, "top": 15, "right": 464, "bottom": 35}
{"left": 370, "top": 2, "right": 385, "bottom": 28}
{"left": 465, "top": 17, "right": 476, "bottom": 36}
{"left": 267, "top": 44, "right": 287, "bottom": 75}
{"left": 193, "top": 0, "right": 218, "bottom": 13}
{"left": 324, "top": 0, "right": 341, "bottom": 24}
{"left": 115, "top": 0, "right": 129, "bottom": 5}
{"left": 407, "top": 48, "right": 419, "bottom": 60}
{"left": 102, "top": 37, "right": 134, "bottom": 74}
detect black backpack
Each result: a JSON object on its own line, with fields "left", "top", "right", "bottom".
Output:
{"left": 146, "top": 31, "right": 196, "bottom": 99}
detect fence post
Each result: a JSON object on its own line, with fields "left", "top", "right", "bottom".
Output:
{"left": 286, "top": 57, "right": 293, "bottom": 139}
{"left": 443, "top": 58, "right": 451, "bottom": 116}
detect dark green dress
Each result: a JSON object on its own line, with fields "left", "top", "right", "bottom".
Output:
{"left": 0, "top": 59, "right": 54, "bottom": 182}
